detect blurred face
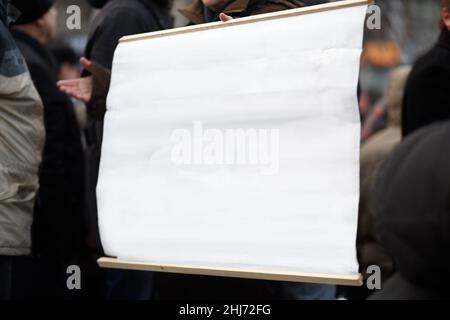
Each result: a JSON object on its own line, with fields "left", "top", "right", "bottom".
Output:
{"left": 39, "top": 6, "right": 58, "bottom": 42}
{"left": 442, "top": 6, "right": 450, "bottom": 30}
{"left": 201, "top": 0, "right": 228, "bottom": 11}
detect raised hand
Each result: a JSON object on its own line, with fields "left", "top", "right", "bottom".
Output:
{"left": 57, "top": 57, "right": 93, "bottom": 103}
{"left": 219, "top": 13, "right": 233, "bottom": 22}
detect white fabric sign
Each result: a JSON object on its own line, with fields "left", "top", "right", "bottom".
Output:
{"left": 98, "top": 4, "right": 366, "bottom": 277}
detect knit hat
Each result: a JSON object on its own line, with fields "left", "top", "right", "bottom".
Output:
{"left": 11, "top": 0, "right": 54, "bottom": 25}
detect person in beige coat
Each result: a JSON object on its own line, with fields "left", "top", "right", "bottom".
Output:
{"left": 356, "top": 65, "right": 412, "bottom": 298}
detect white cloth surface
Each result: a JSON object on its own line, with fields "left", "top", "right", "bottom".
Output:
{"left": 98, "top": 5, "right": 367, "bottom": 276}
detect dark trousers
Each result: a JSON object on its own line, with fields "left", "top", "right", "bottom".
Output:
{"left": 0, "top": 256, "right": 12, "bottom": 300}
{"left": 10, "top": 254, "right": 104, "bottom": 300}
{"left": 104, "top": 269, "right": 154, "bottom": 300}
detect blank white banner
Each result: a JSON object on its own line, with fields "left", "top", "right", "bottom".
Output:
{"left": 98, "top": 3, "right": 366, "bottom": 278}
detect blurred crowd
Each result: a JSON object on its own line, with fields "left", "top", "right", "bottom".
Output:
{"left": 0, "top": 0, "right": 449, "bottom": 300}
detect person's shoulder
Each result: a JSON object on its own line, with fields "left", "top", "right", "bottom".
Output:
{"left": 406, "top": 48, "right": 449, "bottom": 89}
{"left": 0, "top": 25, "right": 28, "bottom": 77}
{"left": 413, "top": 43, "right": 450, "bottom": 72}
{"left": 93, "top": 0, "right": 160, "bottom": 34}
{"left": 11, "top": 34, "right": 54, "bottom": 84}
{"left": 263, "top": 0, "right": 306, "bottom": 9}
{"left": 249, "top": 0, "right": 305, "bottom": 15}
{"left": 101, "top": 0, "right": 150, "bottom": 21}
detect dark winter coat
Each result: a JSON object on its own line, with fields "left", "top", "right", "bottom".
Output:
{"left": 402, "top": 29, "right": 450, "bottom": 137}
{"left": 12, "top": 30, "right": 86, "bottom": 259}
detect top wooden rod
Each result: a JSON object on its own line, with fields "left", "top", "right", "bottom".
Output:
{"left": 120, "top": 0, "right": 373, "bottom": 43}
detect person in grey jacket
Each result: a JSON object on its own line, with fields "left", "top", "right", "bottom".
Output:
{"left": 0, "top": 0, "right": 45, "bottom": 300}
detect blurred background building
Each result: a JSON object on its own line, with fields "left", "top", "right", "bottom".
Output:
{"left": 360, "top": 0, "right": 441, "bottom": 140}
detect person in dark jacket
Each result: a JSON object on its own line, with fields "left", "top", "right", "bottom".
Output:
{"left": 369, "top": 121, "right": 450, "bottom": 300}
{"left": 10, "top": 0, "right": 87, "bottom": 299}
{"left": 71, "top": 0, "right": 174, "bottom": 300}
{"left": 402, "top": 0, "right": 450, "bottom": 137}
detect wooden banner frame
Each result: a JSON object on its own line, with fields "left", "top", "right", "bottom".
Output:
{"left": 98, "top": 257, "right": 363, "bottom": 286}
{"left": 98, "top": 0, "right": 373, "bottom": 287}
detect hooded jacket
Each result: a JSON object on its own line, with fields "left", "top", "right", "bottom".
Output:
{"left": 0, "top": 0, "right": 45, "bottom": 256}
{"left": 370, "top": 121, "right": 450, "bottom": 299}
